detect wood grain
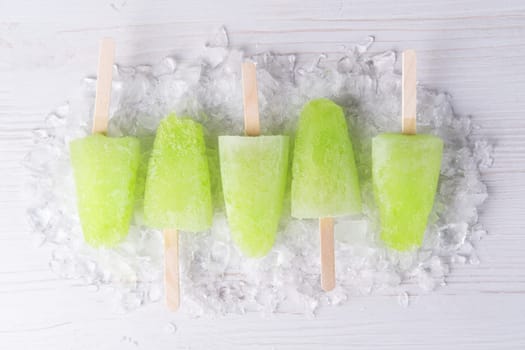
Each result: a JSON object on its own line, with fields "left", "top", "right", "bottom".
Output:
{"left": 163, "top": 229, "right": 180, "bottom": 311}
{"left": 241, "top": 61, "right": 260, "bottom": 136}
{"left": 91, "top": 37, "right": 115, "bottom": 134}
{"left": 1, "top": 0, "right": 525, "bottom": 349}
{"left": 319, "top": 217, "right": 335, "bottom": 291}
{"left": 402, "top": 49, "right": 416, "bottom": 135}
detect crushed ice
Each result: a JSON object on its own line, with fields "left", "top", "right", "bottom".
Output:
{"left": 25, "top": 27, "right": 492, "bottom": 316}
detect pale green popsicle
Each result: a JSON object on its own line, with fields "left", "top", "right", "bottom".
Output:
{"left": 143, "top": 115, "right": 213, "bottom": 232}
{"left": 70, "top": 134, "right": 141, "bottom": 247}
{"left": 219, "top": 136, "right": 289, "bottom": 257}
{"left": 372, "top": 133, "right": 443, "bottom": 251}
{"left": 291, "top": 98, "right": 361, "bottom": 218}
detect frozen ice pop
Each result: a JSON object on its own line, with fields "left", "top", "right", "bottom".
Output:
{"left": 219, "top": 62, "right": 289, "bottom": 258}
{"left": 143, "top": 114, "right": 213, "bottom": 311}
{"left": 71, "top": 135, "right": 140, "bottom": 247}
{"left": 143, "top": 115, "right": 213, "bottom": 231}
{"left": 70, "top": 38, "right": 141, "bottom": 247}
{"left": 219, "top": 136, "right": 289, "bottom": 257}
{"left": 372, "top": 50, "right": 443, "bottom": 251}
{"left": 291, "top": 98, "right": 361, "bottom": 291}
{"left": 291, "top": 98, "right": 361, "bottom": 219}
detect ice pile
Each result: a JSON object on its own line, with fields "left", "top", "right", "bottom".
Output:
{"left": 25, "top": 28, "right": 492, "bottom": 315}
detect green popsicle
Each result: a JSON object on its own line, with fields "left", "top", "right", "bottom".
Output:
{"left": 143, "top": 114, "right": 213, "bottom": 311}
{"left": 372, "top": 49, "right": 443, "bottom": 251}
{"left": 219, "top": 135, "right": 289, "bottom": 257}
{"left": 70, "top": 38, "right": 141, "bottom": 247}
{"left": 70, "top": 134, "right": 141, "bottom": 247}
{"left": 143, "top": 115, "right": 213, "bottom": 232}
{"left": 218, "top": 62, "right": 290, "bottom": 258}
{"left": 372, "top": 134, "right": 443, "bottom": 250}
{"left": 291, "top": 98, "right": 361, "bottom": 291}
{"left": 291, "top": 98, "right": 362, "bottom": 218}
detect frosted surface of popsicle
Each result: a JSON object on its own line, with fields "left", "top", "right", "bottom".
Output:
{"left": 372, "top": 133, "right": 443, "bottom": 250}
{"left": 144, "top": 115, "right": 213, "bottom": 232}
{"left": 291, "top": 98, "right": 361, "bottom": 218}
{"left": 219, "top": 135, "right": 289, "bottom": 257}
{"left": 70, "top": 134, "right": 141, "bottom": 247}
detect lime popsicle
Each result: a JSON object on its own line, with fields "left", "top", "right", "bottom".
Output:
{"left": 71, "top": 134, "right": 140, "bottom": 246}
{"left": 291, "top": 98, "right": 361, "bottom": 291}
{"left": 372, "top": 50, "right": 443, "bottom": 251}
{"left": 143, "top": 114, "right": 213, "bottom": 311}
{"left": 219, "top": 62, "right": 289, "bottom": 258}
{"left": 291, "top": 98, "right": 361, "bottom": 219}
{"left": 144, "top": 115, "right": 213, "bottom": 231}
{"left": 70, "top": 38, "right": 141, "bottom": 247}
{"left": 219, "top": 136, "right": 289, "bottom": 257}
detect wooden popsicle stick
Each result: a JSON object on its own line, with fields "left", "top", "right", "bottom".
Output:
{"left": 241, "top": 61, "right": 260, "bottom": 136}
{"left": 320, "top": 217, "right": 335, "bottom": 291}
{"left": 163, "top": 229, "right": 180, "bottom": 311}
{"left": 92, "top": 38, "right": 116, "bottom": 134}
{"left": 402, "top": 49, "right": 417, "bottom": 135}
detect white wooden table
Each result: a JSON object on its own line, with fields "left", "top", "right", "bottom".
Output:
{"left": 1, "top": 0, "right": 525, "bottom": 348}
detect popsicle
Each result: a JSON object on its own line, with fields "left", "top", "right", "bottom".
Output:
{"left": 143, "top": 114, "right": 213, "bottom": 310}
{"left": 219, "top": 62, "right": 289, "bottom": 258}
{"left": 70, "top": 38, "right": 141, "bottom": 247}
{"left": 291, "top": 98, "right": 362, "bottom": 291}
{"left": 372, "top": 50, "right": 443, "bottom": 251}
